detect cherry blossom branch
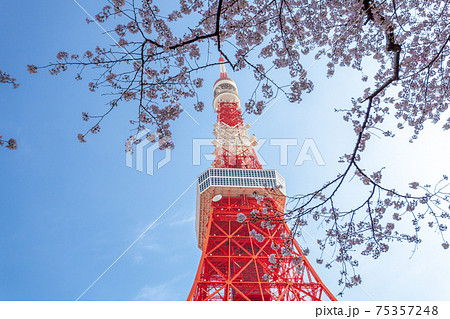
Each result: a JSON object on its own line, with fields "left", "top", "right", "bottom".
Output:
{"left": 1, "top": 69, "right": 18, "bottom": 150}
{"left": 0, "top": 70, "right": 19, "bottom": 89}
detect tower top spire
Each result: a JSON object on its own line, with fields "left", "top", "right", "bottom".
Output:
{"left": 213, "top": 54, "right": 239, "bottom": 112}
{"left": 219, "top": 54, "right": 227, "bottom": 78}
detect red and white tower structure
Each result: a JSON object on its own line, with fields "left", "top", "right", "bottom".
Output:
{"left": 188, "top": 57, "right": 336, "bottom": 301}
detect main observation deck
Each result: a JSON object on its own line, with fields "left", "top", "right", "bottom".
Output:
{"left": 195, "top": 167, "right": 286, "bottom": 249}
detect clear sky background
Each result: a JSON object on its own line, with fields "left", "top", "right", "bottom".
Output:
{"left": 1, "top": 1, "right": 449, "bottom": 301}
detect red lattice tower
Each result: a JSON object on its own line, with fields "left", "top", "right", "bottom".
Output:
{"left": 188, "top": 57, "right": 336, "bottom": 301}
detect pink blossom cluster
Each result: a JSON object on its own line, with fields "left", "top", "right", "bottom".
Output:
{"left": 0, "top": 70, "right": 19, "bottom": 88}
{"left": 0, "top": 137, "right": 17, "bottom": 150}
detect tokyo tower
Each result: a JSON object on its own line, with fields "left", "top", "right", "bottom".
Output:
{"left": 187, "top": 56, "right": 336, "bottom": 301}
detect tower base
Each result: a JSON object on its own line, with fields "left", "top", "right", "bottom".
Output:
{"left": 188, "top": 193, "right": 336, "bottom": 301}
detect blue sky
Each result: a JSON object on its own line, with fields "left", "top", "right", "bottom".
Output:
{"left": 1, "top": 1, "right": 449, "bottom": 301}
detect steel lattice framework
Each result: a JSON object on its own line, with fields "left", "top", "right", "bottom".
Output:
{"left": 188, "top": 57, "right": 336, "bottom": 301}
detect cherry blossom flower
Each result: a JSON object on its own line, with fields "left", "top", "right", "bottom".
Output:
{"left": 236, "top": 213, "right": 247, "bottom": 223}
{"left": 77, "top": 134, "right": 86, "bottom": 143}
{"left": 27, "top": 64, "right": 37, "bottom": 74}
{"left": 82, "top": 112, "right": 89, "bottom": 121}
{"left": 5, "top": 138, "right": 17, "bottom": 150}
{"left": 262, "top": 274, "right": 272, "bottom": 281}
{"left": 127, "top": 21, "right": 138, "bottom": 34}
{"left": 56, "top": 51, "right": 69, "bottom": 60}
{"left": 268, "top": 254, "right": 276, "bottom": 264}
{"left": 115, "top": 24, "right": 126, "bottom": 37}
{"left": 90, "top": 124, "right": 100, "bottom": 134}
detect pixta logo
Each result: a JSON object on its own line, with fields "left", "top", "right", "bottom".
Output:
{"left": 192, "top": 138, "right": 325, "bottom": 167}
{"left": 126, "top": 135, "right": 325, "bottom": 175}
{"left": 126, "top": 129, "right": 172, "bottom": 176}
